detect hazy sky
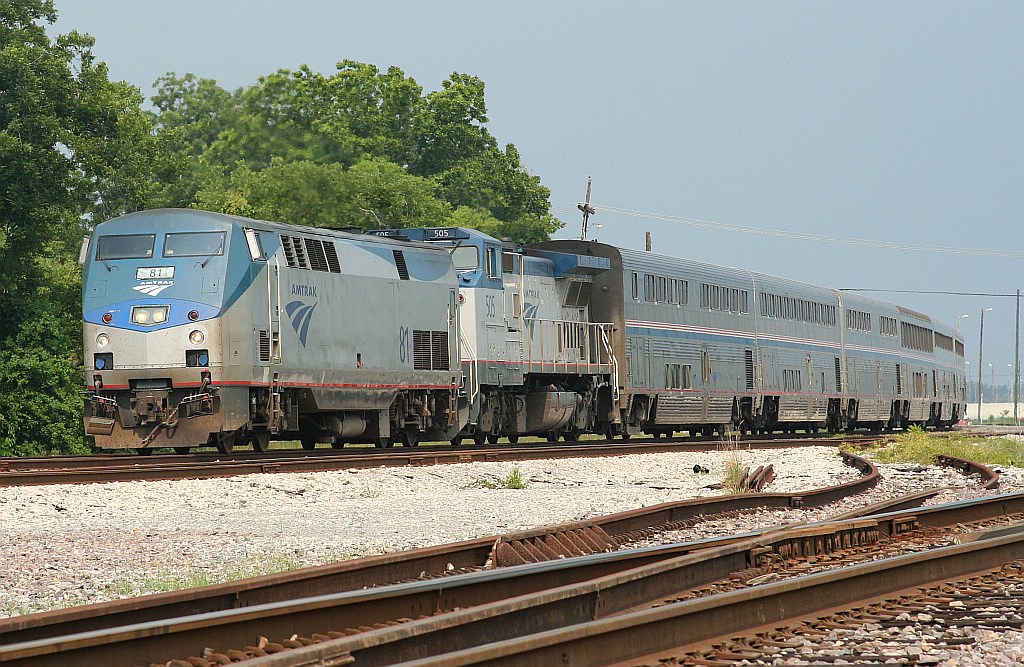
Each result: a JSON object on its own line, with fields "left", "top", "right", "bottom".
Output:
{"left": 53, "top": 1, "right": 1023, "bottom": 389}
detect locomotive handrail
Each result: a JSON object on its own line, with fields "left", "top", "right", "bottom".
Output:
{"left": 457, "top": 319, "right": 480, "bottom": 407}
{"left": 521, "top": 318, "right": 616, "bottom": 374}
{"left": 599, "top": 323, "right": 620, "bottom": 402}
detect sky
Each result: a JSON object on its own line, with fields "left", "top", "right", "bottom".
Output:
{"left": 52, "top": 0, "right": 1023, "bottom": 392}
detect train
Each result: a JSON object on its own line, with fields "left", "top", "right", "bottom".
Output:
{"left": 81, "top": 209, "right": 967, "bottom": 453}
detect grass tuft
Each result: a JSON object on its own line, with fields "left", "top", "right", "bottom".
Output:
{"left": 718, "top": 431, "right": 749, "bottom": 494}
{"left": 462, "top": 465, "right": 528, "bottom": 490}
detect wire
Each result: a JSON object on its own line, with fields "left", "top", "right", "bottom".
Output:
{"left": 841, "top": 289, "right": 1023, "bottom": 297}
{"left": 580, "top": 203, "right": 1024, "bottom": 259}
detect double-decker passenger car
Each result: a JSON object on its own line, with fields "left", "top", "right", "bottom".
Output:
{"left": 82, "top": 209, "right": 463, "bottom": 453}
{"left": 532, "top": 240, "right": 967, "bottom": 437}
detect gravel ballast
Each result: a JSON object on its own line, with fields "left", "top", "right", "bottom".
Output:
{"left": 1, "top": 445, "right": 1019, "bottom": 618}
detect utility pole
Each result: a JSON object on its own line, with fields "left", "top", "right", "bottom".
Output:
{"left": 1016, "top": 289, "right": 1020, "bottom": 426}
{"left": 578, "top": 177, "right": 596, "bottom": 241}
{"left": 978, "top": 307, "right": 993, "bottom": 422}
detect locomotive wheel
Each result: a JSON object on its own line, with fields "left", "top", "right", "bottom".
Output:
{"left": 136, "top": 448, "right": 154, "bottom": 456}
{"left": 300, "top": 439, "right": 316, "bottom": 451}
{"left": 546, "top": 431, "right": 559, "bottom": 443}
{"left": 374, "top": 436, "right": 393, "bottom": 448}
{"left": 250, "top": 433, "right": 270, "bottom": 453}
{"left": 174, "top": 447, "right": 191, "bottom": 455}
{"left": 473, "top": 431, "right": 486, "bottom": 446}
{"left": 450, "top": 435, "right": 463, "bottom": 447}
{"left": 486, "top": 434, "right": 499, "bottom": 445}
{"left": 400, "top": 429, "right": 420, "bottom": 447}
{"left": 331, "top": 439, "right": 346, "bottom": 449}
{"left": 507, "top": 435, "right": 519, "bottom": 444}
{"left": 215, "top": 433, "right": 234, "bottom": 454}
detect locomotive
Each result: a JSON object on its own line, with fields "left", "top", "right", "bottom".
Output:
{"left": 81, "top": 209, "right": 967, "bottom": 453}
{"left": 82, "top": 209, "right": 464, "bottom": 453}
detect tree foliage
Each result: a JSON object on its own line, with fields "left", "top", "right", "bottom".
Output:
{"left": 150, "top": 62, "right": 561, "bottom": 241}
{"left": 0, "top": 0, "right": 159, "bottom": 455}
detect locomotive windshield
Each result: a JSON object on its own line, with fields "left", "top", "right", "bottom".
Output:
{"left": 163, "top": 231, "right": 226, "bottom": 257}
{"left": 95, "top": 234, "right": 155, "bottom": 260}
{"left": 451, "top": 246, "right": 479, "bottom": 271}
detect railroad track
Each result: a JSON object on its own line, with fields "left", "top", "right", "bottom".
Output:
{"left": 0, "top": 454, "right": 1001, "bottom": 666}
{"left": 0, "top": 434, "right": 883, "bottom": 486}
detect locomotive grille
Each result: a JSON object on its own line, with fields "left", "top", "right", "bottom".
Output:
{"left": 324, "top": 242, "right": 341, "bottom": 273}
{"left": 281, "top": 236, "right": 309, "bottom": 269}
{"left": 259, "top": 330, "right": 271, "bottom": 362}
{"left": 305, "top": 238, "right": 330, "bottom": 272}
{"left": 413, "top": 330, "right": 449, "bottom": 370}
{"left": 393, "top": 250, "right": 410, "bottom": 280}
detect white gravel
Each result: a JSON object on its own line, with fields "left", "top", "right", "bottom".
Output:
{"left": 0, "top": 445, "right": 1020, "bottom": 619}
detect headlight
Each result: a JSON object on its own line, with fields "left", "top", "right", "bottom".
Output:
{"left": 131, "top": 306, "right": 169, "bottom": 326}
{"left": 96, "top": 333, "right": 110, "bottom": 348}
{"left": 189, "top": 330, "right": 205, "bottom": 345}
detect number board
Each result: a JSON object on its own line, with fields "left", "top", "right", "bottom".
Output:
{"left": 136, "top": 267, "right": 175, "bottom": 280}
{"left": 423, "top": 227, "right": 470, "bottom": 241}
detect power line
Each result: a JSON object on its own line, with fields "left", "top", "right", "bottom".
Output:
{"left": 840, "top": 289, "right": 1022, "bottom": 297}
{"left": 582, "top": 203, "right": 1024, "bottom": 258}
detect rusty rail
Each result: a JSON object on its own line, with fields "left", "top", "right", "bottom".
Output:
{"left": 0, "top": 451, "right": 879, "bottom": 646}
{"left": 6, "top": 490, "right": 1023, "bottom": 667}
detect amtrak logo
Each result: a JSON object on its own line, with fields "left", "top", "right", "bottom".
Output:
{"left": 523, "top": 302, "right": 540, "bottom": 335}
{"left": 285, "top": 300, "right": 318, "bottom": 347}
{"left": 133, "top": 283, "right": 172, "bottom": 296}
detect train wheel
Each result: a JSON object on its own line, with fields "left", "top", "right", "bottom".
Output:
{"left": 450, "top": 435, "right": 463, "bottom": 447}
{"left": 215, "top": 433, "right": 234, "bottom": 455}
{"left": 507, "top": 435, "right": 519, "bottom": 444}
{"left": 400, "top": 429, "right": 420, "bottom": 448}
{"left": 546, "top": 431, "right": 559, "bottom": 443}
{"left": 250, "top": 433, "right": 270, "bottom": 453}
{"left": 136, "top": 448, "right": 154, "bottom": 456}
{"left": 174, "top": 447, "right": 191, "bottom": 455}
{"left": 374, "top": 436, "right": 392, "bottom": 448}
{"left": 300, "top": 438, "right": 316, "bottom": 451}
{"left": 486, "top": 434, "right": 499, "bottom": 445}
{"left": 473, "top": 432, "right": 486, "bottom": 446}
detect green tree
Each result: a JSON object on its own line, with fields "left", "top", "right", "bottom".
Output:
{"left": 150, "top": 62, "right": 563, "bottom": 242}
{"left": 0, "top": 0, "right": 158, "bottom": 454}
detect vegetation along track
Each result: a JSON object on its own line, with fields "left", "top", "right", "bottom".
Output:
{"left": 0, "top": 433, "right": 882, "bottom": 486}
{"left": 0, "top": 454, "right": 1003, "bottom": 666}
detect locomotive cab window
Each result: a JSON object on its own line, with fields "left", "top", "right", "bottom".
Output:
{"left": 243, "top": 228, "right": 265, "bottom": 261}
{"left": 95, "top": 234, "right": 155, "bottom": 260}
{"left": 485, "top": 247, "right": 500, "bottom": 279}
{"left": 163, "top": 232, "right": 226, "bottom": 257}
{"left": 452, "top": 246, "right": 479, "bottom": 271}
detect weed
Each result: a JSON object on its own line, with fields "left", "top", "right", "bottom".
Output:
{"left": 359, "top": 481, "right": 382, "bottom": 498}
{"left": 855, "top": 428, "right": 1024, "bottom": 467}
{"left": 718, "top": 431, "right": 748, "bottom": 494}
{"left": 119, "top": 551, "right": 310, "bottom": 597}
{"left": 500, "top": 466, "right": 528, "bottom": 489}
{"left": 461, "top": 466, "right": 528, "bottom": 490}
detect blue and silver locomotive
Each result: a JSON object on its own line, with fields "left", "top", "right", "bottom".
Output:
{"left": 82, "top": 209, "right": 463, "bottom": 452}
